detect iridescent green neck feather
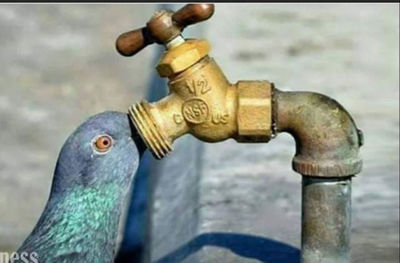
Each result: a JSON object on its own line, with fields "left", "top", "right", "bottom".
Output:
{"left": 19, "top": 183, "right": 126, "bottom": 263}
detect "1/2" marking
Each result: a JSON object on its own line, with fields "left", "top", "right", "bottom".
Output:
{"left": 185, "top": 75, "right": 211, "bottom": 96}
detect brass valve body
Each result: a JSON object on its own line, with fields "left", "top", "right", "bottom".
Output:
{"left": 129, "top": 40, "right": 272, "bottom": 159}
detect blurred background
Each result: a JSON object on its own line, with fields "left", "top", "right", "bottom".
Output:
{"left": 0, "top": 3, "right": 398, "bottom": 263}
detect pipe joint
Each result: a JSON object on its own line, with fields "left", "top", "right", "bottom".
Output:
{"left": 274, "top": 89, "right": 363, "bottom": 177}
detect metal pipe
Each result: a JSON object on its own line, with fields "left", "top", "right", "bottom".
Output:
{"left": 273, "top": 89, "right": 362, "bottom": 178}
{"left": 274, "top": 89, "right": 361, "bottom": 262}
{"left": 301, "top": 176, "right": 352, "bottom": 263}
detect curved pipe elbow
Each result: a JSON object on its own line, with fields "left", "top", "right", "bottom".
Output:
{"left": 273, "top": 89, "right": 363, "bottom": 177}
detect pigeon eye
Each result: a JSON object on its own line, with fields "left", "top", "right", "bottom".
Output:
{"left": 93, "top": 135, "right": 113, "bottom": 153}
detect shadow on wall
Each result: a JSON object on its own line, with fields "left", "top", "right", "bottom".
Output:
{"left": 155, "top": 232, "right": 300, "bottom": 263}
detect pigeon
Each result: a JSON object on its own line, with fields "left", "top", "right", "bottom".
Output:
{"left": 15, "top": 111, "right": 146, "bottom": 263}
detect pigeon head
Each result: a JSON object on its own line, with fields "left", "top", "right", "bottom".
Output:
{"left": 52, "top": 111, "right": 145, "bottom": 194}
{"left": 17, "top": 111, "right": 146, "bottom": 262}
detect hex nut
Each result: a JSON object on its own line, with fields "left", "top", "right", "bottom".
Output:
{"left": 156, "top": 39, "right": 210, "bottom": 77}
{"left": 236, "top": 81, "right": 273, "bottom": 142}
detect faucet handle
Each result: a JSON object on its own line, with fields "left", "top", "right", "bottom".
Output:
{"left": 115, "top": 27, "right": 155, "bottom": 57}
{"left": 172, "top": 4, "right": 215, "bottom": 29}
{"left": 116, "top": 4, "right": 214, "bottom": 57}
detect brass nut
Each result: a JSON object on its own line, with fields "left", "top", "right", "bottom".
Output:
{"left": 156, "top": 39, "right": 210, "bottom": 77}
{"left": 236, "top": 81, "right": 273, "bottom": 142}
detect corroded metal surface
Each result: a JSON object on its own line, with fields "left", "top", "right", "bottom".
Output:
{"left": 274, "top": 89, "right": 363, "bottom": 177}
{"left": 302, "top": 177, "right": 352, "bottom": 263}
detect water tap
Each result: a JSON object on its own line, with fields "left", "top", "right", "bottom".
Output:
{"left": 116, "top": 4, "right": 273, "bottom": 159}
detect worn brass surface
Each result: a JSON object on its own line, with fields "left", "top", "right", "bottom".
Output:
{"left": 236, "top": 81, "right": 272, "bottom": 142}
{"left": 130, "top": 55, "right": 273, "bottom": 159}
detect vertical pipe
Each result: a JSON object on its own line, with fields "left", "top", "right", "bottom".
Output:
{"left": 301, "top": 176, "right": 352, "bottom": 263}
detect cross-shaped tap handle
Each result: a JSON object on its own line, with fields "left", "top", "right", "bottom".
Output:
{"left": 116, "top": 4, "right": 215, "bottom": 57}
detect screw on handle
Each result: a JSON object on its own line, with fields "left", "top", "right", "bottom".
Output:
{"left": 115, "top": 4, "right": 214, "bottom": 57}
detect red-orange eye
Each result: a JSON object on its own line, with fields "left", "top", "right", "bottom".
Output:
{"left": 93, "top": 135, "right": 113, "bottom": 153}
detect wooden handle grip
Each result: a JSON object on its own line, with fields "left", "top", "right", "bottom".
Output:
{"left": 115, "top": 27, "right": 154, "bottom": 57}
{"left": 115, "top": 4, "right": 215, "bottom": 57}
{"left": 172, "top": 4, "right": 215, "bottom": 28}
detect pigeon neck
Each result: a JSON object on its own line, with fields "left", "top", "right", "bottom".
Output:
{"left": 19, "top": 183, "right": 127, "bottom": 263}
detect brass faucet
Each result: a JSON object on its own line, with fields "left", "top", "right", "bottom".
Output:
{"left": 116, "top": 4, "right": 273, "bottom": 159}
{"left": 116, "top": 4, "right": 363, "bottom": 262}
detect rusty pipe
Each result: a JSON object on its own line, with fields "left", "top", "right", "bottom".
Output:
{"left": 301, "top": 176, "right": 352, "bottom": 263}
{"left": 273, "top": 89, "right": 362, "bottom": 262}
{"left": 274, "top": 89, "right": 363, "bottom": 177}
